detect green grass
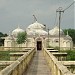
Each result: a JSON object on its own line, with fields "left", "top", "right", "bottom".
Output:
{"left": 0, "top": 50, "right": 24, "bottom": 61}
{"left": 66, "top": 50, "right": 75, "bottom": 61}
{"left": 60, "top": 50, "right": 75, "bottom": 61}
{"left": 0, "top": 51, "right": 10, "bottom": 61}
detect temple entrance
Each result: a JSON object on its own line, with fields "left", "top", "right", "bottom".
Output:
{"left": 37, "top": 41, "right": 42, "bottom": 50}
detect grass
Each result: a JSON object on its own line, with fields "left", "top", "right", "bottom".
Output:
{"left": 66, "top": 50, "right": 75, "bottom": 61}
{"left": 60, "top": 50, "right": 75, "bottom": 61}
{"left": 0, "top": 51, "right": 10, "bottom": 61}
{"left": 0, "top": 50, "right": 25, "bottom": 61}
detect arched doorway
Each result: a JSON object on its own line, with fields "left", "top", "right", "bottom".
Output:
{"left": 37, "top": 41, "right": 42, "bottom": 50}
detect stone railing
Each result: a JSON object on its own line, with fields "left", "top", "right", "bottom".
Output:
{"left": 9, "top": 52, "right": 26, "bottom": 61}
{"left": 43, "top": 48, "right": 74, "bottom": 75}
{"left": 59, "top": 61, "right": 75, "bottom": 74}
{"left": 0, "top": 47, "right": 34, "bottom": 51}
{"left": 0, "top": 61, "right": 15, "bottom": 66}
{"left": 0, "top": 48, "right": 35, "bottom": 75}
{"left": 52, "top": 52, "right": 67, "bottom": 61}
{"left": 0, "top": 61, "right": 15, "bottom": 71}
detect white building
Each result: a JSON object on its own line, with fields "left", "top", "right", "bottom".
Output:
{"left": 4, "top": 21, "right": 73, "bottom": 50}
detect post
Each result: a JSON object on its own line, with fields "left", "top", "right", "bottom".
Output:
{"left": 59, "top": 12, "right": 61, "bottom": 51}
{"left": 48, "top": 28, "right": 49, "bottom": 47}
{"left": 56, "top": 7, "right": 64, "bottom": 51}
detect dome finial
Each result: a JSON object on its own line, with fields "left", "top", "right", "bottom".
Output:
{"left": 33, "top": 15, "right": 37, "bottom": 22}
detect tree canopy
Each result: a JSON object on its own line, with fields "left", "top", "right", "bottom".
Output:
{"left": 0, "top": 32, "right": 7, "bottom": 37}
{"left": 0, "top": 32, "right": 8, "bottom": 46}
{"left": 0, "top": 32, "right": 4, "bottom": 37}
{"left": 16, "top": 32, "right": 27, "bottom": 44}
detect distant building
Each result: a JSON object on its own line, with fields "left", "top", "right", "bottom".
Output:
{"left": 4, "top": 21, "right": 73, "bottom": 50}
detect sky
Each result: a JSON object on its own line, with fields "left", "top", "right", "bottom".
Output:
{"left": 0, "top": 0, "right": 74, "bottom": 34}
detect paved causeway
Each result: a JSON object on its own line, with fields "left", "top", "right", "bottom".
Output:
{"left": 23, "top": 51, "right": 51, "bottom": 75}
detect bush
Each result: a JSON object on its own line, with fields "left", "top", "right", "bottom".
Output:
{"left": 66, "top": 50, "right": 75, "bottom": 61}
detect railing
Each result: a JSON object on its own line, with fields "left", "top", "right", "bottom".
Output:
{"left": 43, "top": 48, "right": 74, "bottom": 75}
{"left": 59, "top": 61, "right": 75, "bottom": 74}
{"left": 0, "top": 48, "right": 36, "bottom": 75}
{"left": 0, "top": 47, "right": 34, "bottom": 51}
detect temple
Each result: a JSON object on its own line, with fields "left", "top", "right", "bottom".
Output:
{"left": 4, "top": 21, "right": 73, "bottom": 50}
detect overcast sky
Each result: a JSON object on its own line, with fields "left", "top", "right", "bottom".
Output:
{"left": 0, "top": 0, "right": 74, "bottom": 34}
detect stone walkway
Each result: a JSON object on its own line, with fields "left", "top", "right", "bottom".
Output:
{"left": 23, "top": 51, "right": 51, "bottom": 75}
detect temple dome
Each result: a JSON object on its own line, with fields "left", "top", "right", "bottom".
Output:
{"left": 35, "top": 30, "right": 48, "bottom": 36}
{"left": 27, "top": 31, "right": 35, "bottom": 35}
{"left": 27, "top": 21, "right": 46, "bottom": 31}
{"left": 12, "top": 26, "right": 24, "bottom": 37}
{"left": 49, "top": 26, "right": 64, "bottom": 36}
{"left": 27, "top": 29, "right": 48, "bottom": 36}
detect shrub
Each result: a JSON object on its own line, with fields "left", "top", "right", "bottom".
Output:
{"left": 66, "top": 50, "right": 75, "bottom": 61}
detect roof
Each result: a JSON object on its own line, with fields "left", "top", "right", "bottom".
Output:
{"left": 27, "top": 21, "right": 47, "bottom": 36}
{"left": 49, "top": 26, "right": 64, "bottom": 36}
{"left": 12, "top": 26, "right": 24, "bottom": 37}
{"left": 27, "top": 21, "right": 45, "bottom": 31}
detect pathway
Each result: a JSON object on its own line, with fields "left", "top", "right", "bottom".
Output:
{"left": 23, "top": 51, "right": 51, "bottom": 75}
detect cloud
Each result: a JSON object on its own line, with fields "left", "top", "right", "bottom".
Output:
{"left": 0, "top": 0, "right": 74, "bottom": 33}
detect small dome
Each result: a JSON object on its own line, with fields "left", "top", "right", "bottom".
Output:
{"left": 27, "top": 21, "right": 45, "bottom": 31}
{"left": 49, "top": 26, "right": 64, "bottom": 36}
{"left": 6, "top": 35, "right": 14, "bottom": 40}
{"left": 65, "top": 35, "right": 72, "bottom": 40}
{"left": 64, "top": 31, "right": 72, "bottom": 40}
{"left": 12, "top": 26, "right": 24, "bottom": 37}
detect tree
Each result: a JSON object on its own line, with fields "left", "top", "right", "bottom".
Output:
{"left": 0, "top": 32, "right": 8, "bottom": 46}
{"left": 0, "top": 32, "right": 8, "bottom": 37}
{"left": 0, "top": 32, "right": 4, "bottom": 37}
{"left": 16, "top": 32, "right": 27, "bottom": 45}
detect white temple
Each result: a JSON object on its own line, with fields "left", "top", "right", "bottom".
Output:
{"left": 4, "top": 21, "right": 73, "bottom": 50}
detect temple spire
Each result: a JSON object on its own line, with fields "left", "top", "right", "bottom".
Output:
{"left": 33, "top": 15, "right": 37, "bottom": 22}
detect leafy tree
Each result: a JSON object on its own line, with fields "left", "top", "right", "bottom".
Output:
{"left": 0, "top": 32, "right": 4, "bottom": 37}
{"left": 0, "top": 39, "right": 4, "bottom": 46}
{"left": 3, "top": 34, "right": 8, "bottom": 37}
{"left": 16, "top": 32, "right": 27, "bottom": 45}
{"left": 63, "top": 29, "right": 75, "bottom": 44}
{"left": 0, "top": 32, "right": 8, "bottom": 46}
{"left": 0, "top": 32, "right": 8, "bottom": 37}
